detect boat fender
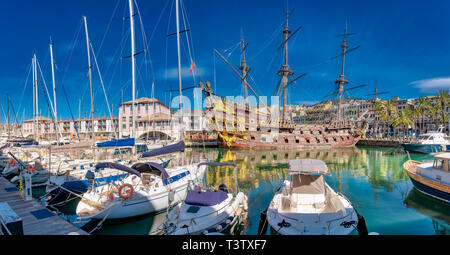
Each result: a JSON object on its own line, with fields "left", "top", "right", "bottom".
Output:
{"left": 27, "top": 165, "right": 35, "bottom": 174}
{"left": 118, "top": 184, "right": 134, "bottom": 199}
{"left": 10, "top": 159, "right": 16, "bottom": 167}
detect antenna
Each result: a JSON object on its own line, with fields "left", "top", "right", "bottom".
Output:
{"left": 365, "top": 86, "right": 389, "bottom": 100}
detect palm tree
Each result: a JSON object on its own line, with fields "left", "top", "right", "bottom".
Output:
{"left": 437, "top": 89, "right": 449, "bottom": 130}
{"left": 374, "top": 100, "right": 398, "bottom": 137}
{"left": 416, "top": 97, "right": 431, "bottom": 134}
{"left": 392, "top": 108, "right": 414, "bottom": 138}
{"left": 412, "top": 107, "right": 421, "bottom": 136}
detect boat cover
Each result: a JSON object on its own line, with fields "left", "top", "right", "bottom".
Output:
{"left": 185, "top": 189, "right": 228, "bottom": 206}
{"left": 96, "top": 138, "right": 135, "bottom": 147}
{"left": 288, "top": 159, "right": 328, "bottom": 174}
{"left": 139, "top": 141, "right": 185, "bottom": 158}
{"left": 95, "top": 162, "right": 141, "bottom": 177}
{"left": 291, "top": 174, "right": 325, "bottom": 194}
{"left": 131, "top": 162, "right": 169, "bottom": 180}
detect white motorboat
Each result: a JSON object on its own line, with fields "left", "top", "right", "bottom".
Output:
{"left": 266, "top": 159, "right": 361, "bottom": 235}
{"left": 158, "top": 162, "right": 248, "bottom": 235}
{"left": 403, "top": 153, "right": 450, "bottom": 203}
{"left": 402, "top": 126, "right": 450, "bottom": 154}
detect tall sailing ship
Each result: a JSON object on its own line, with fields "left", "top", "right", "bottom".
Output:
{"left": 199, "top": 11, "right": 365, "bottom": 149}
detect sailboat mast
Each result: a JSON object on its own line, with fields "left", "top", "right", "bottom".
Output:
{"left": 32, "top": 56, "right": 36, "bottom": 140}
{"left": 83, "top": 16, "right": 95, "bottom": 145}
{"left": 128, "top": 0, "right": 136, "bottom": 142}
{"left": 7, "top": 94, "right": 9, "bottom": 140}
{"left": 176, "top": 0, "right": 183, "bottom": 140}
{"left": 49, "top": 39, "right": 59, "bottom": 143}
{"left": 33, "top": 54, "right": 39, "bottom": 141}
{"left": 239, "top": 39, "right": 249, "bottom": 104}
{"left": 277, "top": 11, "right": 294, "bottom": 125}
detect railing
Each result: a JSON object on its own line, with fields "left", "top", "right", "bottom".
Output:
{"left": 0, "top": 219, "right": 12, "bottom": 235}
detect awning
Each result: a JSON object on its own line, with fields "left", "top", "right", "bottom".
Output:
{"left": 131, "top": 162, "right": 169, "bottom": 180}
{"left": 288, "top": 159, "right": 328, "bottom": 175}
{"left": 291, "top": 174, "right": 325, "bottom": 194}
{"left": 95, "top": 162, "right": 141, "bottom": 177}
{"left": 96, "top": 138, "right": 135, "bottom": 148}
{"left": 139, "top": 141, "right": 185, "bottom": 158}
{"left": 185, "top": 189, "right": 228, "bottom": 206}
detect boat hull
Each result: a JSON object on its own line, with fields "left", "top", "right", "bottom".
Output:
{"left": 401, "top": 143, "right": 449, "bottom": 154}
{"left": 218, "top": 135, "right": 360, "bottom": 149}
{"left": 81, "top": 182, "right": 191, "bottom": 219}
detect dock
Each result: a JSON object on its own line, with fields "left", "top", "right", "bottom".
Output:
{"left": 0, "top": 176, "right": 88, "bottom": 235}
{"left": 357, "top": 138, "right": 410, "bottom": 148}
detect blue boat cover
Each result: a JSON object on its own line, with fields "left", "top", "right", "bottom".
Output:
{"left": 95, "top": 162, "right": 141, "bottom": 177}
{"left": 185, "top": 190, "right": 228, "bottom": 206}
{"left": 139, "top": 141, "right": 185, "bottom": 158}
{"left": 97, "top": 138, "right": 135, "bottom": 148}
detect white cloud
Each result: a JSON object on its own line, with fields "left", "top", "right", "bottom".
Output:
{"left": 411, "top": 77, "right": 450, "bottom": 93}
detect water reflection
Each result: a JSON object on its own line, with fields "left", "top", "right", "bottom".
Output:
{"left": 404, "top": 188, "right": 450, "bottom": 235}
{"left": 85, "top": 146, "right": 449, "bottom": 235}
{"left": 183, "top": 146, "right": 413, "bottom": 195}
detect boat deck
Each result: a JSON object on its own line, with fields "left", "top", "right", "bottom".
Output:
{"left": 0, "top": 176, "right": 88, "bottom": 235}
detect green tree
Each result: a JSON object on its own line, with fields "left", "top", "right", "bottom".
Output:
{"left": 416, "top": 97, "right": 430, "bottom": 134}
{"left": 437, "top": 89, "right": 449, "bottom": 129}
{"left": 374, "top": 100, "right": 398, "bottom": 137}
{"left": 392, "top": 108, "right": 414, "bottom": 138}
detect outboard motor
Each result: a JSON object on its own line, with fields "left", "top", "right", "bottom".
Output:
{"left": 218, "top": 183, "right": 228, "bottom": 193}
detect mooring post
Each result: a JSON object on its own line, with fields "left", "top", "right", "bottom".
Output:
{"left": 22, "top": 173, "right": 32, "bottom": 201}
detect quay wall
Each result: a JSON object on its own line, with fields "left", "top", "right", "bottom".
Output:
{"left": 356, "top": 138, "right": 410, "bottom": 148}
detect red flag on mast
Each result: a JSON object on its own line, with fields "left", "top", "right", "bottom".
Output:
{"left": 188, "top": 59, "right": 195, "bottom": 74}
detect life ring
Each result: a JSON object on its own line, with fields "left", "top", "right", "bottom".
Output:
{"left": 27, "top": 165, "right": 35, "bottom": 173}
{"left": 118, "top": 184, "right": 134, "bottom": 199}
{"left": 10, "top": 159, "right": 16, "bottom": 167}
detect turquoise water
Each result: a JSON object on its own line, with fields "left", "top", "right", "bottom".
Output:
{"left": 43, "top": 146, "right": 450, "bottom": 235}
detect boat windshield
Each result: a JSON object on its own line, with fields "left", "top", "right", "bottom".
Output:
{"left": 433, "top": 158, "right": 446, "bottom": 170}
{"left": 419, "top": 135, "right": 432, "bottom": 140}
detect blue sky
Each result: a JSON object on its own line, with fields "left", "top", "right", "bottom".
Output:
{"left": 1, "top": 0, "right": 450, "bottom": 122}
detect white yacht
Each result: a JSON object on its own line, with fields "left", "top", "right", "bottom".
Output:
{"left": 266, "top": 159, "right": 361, "bottom": 235}
{"left": 402, "top": 127, "right": 450, "bottom": 154}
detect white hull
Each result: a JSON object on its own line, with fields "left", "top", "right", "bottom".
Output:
{"left": 163, "top": 192, "right": 248, "bottom": 235}
{"left": 267, "top": 181, "right": 358, "bottom": 235}
{"left": 76, "top": 164, "right": 207, "bottom": 219}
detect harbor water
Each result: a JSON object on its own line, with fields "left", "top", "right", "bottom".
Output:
{"left": 37, "top": 146, "right": 449, "bottom": 235}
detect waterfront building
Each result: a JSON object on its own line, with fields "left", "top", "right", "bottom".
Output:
{"left": 118, "top": 97, "right": 171, "bottom": 139}
{"left": 21, "top": 116, "right": 119, "bottom": 141}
